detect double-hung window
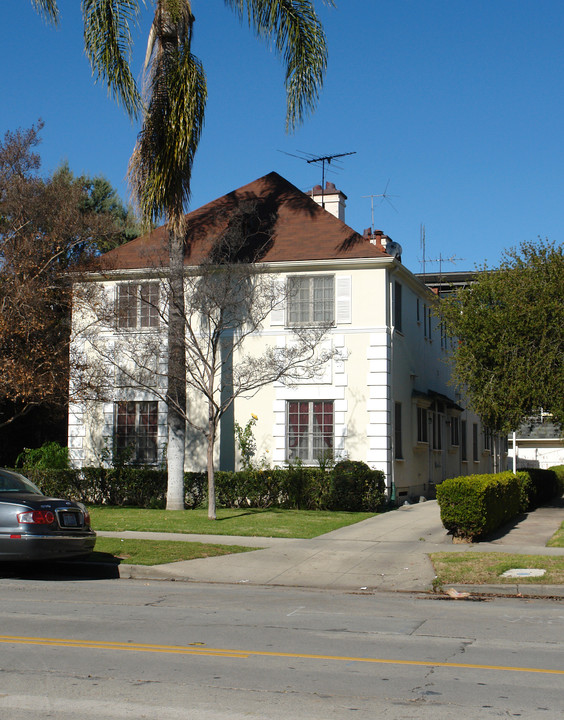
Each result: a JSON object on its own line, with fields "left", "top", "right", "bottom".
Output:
{"left": 417, "top": 406, "right": 428, "bottom": 443}
{"left": 287, "top": 400, "right": 334, "bottom": 463}
{"left": 287, "top": 275, "right": 334, "bottom": 325}
{"left": 117, "top": 282, "right": 160, "bottom": 329}
{"left": 115, "top": 401, "right": 158, "bottom": 463}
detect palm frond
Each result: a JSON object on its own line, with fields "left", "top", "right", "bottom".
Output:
{"left": 225, "top": 0, "right": 329, "bottom": 131}
{"left": 31, "top": 0, "right": 60, "bottom": 25}
{"left": 129, "top": 22, "right": 207, "bottom": 231}
{"left": 82, "top": 0, "right": 143, "bottom": 119}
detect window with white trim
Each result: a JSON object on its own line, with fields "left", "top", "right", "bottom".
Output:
{"left": 115, "top": 401, "right": 158, "bottom": 463}
{"left": 287, "top": 400, "right": 334, "bottom": 463}
{"left": 117, "top": 282, "right": 159, "bottom": 329}
{"left": 417, "top": 406, "right": 428, "bottom": 443}
{"left": 287, "top": 275, "right": 334, "bottom": 326}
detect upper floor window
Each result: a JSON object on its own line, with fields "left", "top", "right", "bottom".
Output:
{"left": 394, "top": 281, "right": 403, "bottom": 332}
{"left": 287, "top": 400, "right": 333, "bottom": 463}
{"left": 117, "top": 282, "right": 159, "bottom": 329}
{"left": 287, "top": 275, "right": 334, "bottom": 326}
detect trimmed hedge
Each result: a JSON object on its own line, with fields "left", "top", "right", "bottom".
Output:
{"left": 215, "top": 461, "right": 385, "bottom": 512}
{"left": 520, "top": 468, "right": 561, "bottom": 509}
{"left": 548, "top": 465, "right": 564, "bottom": 495}
{"left": 22, "top": 461, "right": 386, "bottom": 512}
{"left": 437, "top": 468, "right": 562, "bottom": 541}
{"left": 436, "top": 472, "right": 524, "bottom": 541}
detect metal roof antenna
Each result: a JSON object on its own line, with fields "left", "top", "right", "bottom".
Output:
{"left": 362, "top": 180, "right": 398, "bottom": 234}
{"left": 279, "top": 150, "right": 356, "bottom": 208}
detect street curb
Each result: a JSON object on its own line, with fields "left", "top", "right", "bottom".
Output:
{"left": 444, "top": 584, "right": 564, "bottom": 599}
{"left": 115, "top": 564, "right": 564, "bottom": 598}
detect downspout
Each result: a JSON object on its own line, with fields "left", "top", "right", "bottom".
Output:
{"left": 512, "top": 431, "right": 517, "bottom": 473}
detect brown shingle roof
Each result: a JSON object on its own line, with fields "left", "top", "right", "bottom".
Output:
{"left": 101, "top": 172, "right": 388, "bottom": 271}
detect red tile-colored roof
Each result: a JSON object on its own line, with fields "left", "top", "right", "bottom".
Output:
{"left": 101, "top": 172, "right": 388, "bottom": 271}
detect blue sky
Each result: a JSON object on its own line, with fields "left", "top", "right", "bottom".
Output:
{"left": 2, "top": 1, "right": 564, "bottom": 272}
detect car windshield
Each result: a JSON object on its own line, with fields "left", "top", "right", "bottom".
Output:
{"left": 0, "top": 469, "right": 43, "bottom": 495}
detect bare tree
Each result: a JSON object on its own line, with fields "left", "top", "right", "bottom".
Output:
{"left": 74, "top": 206, "right": 334, "bottom": 518}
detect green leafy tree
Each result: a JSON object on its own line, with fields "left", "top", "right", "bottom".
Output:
{"left": 440, "top": 240, "right": 564, "bottom": 434}
{"left": 54, "top": 163, "right": 142, "bottom": 251}
{"left": 31, "top": 0, "right": 333, "bottom": 511}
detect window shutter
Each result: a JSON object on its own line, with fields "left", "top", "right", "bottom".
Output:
{"left": 270, "top": 278, "right": 286, "bottom": 326}
{"left": 335, "top": 275, "right": 352, "bottom": 324}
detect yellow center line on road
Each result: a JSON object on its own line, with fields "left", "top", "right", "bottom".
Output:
{"left": 1, "top": 635, "right": 562, "bottom": 676}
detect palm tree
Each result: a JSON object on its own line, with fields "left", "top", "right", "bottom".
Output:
{"left": 32, "top": 0, "right": 332, "bottom": 513}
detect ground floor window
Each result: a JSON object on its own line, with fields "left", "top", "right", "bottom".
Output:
{"left": 417, "top": 406, "right": 428, "bottom": 443}
{"left": 115, "top": 401, "right": 158, "bottom": 463}
{"left": 450, "top": 416, "right": 460, "bottom": 447}
{"left": 461, "top": 420, "right": 468, "bottom": 460}
{"left": 472, "top": 423, "right": 479, "bottom": 462}
{"left": 287, "top": 400, "right": 333, "bottom": 463}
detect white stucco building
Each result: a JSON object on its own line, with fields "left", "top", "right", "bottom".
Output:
{"left": 69, "top": 173, "right": 502, "bottom": 500}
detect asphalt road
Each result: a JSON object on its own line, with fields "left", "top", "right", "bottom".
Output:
{"left": 0, "top": 577, "right": 563, "bottom": 719}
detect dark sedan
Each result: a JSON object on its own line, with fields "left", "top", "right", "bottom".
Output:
{"left": 0, "top": 468, "right": 96, "bottom": 561}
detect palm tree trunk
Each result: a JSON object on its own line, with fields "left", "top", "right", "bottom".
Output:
{"left": 166, "top": 226, "right": 186, "bottom": 510}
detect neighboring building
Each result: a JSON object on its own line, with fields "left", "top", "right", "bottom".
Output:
{"left": 69, "top": 172, "right": 502, "bottom": 500}
{"left": 509, "top": 414, "right": 564, "bottom": 470}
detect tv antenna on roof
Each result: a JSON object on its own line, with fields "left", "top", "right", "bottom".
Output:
{"left": 362, "top": 180, "right": 398, "bottom": 233}
{"left": 419, "top": 225, "right": 464, "bottom": 276}
{"left": 278, "top": 150, "right": 356, "bottom": 208}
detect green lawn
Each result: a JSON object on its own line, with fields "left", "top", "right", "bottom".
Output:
{"left": 90, "top": 537, "right": 256, "bottom": 565}
{"left": 89, "top": 506, "right": 376, "bottom": 539}
{"left": 547, "top": 521, "right": 564, "bottom": 547}
{"left": 431, "top": 552, "right": 564, "bottom": 586}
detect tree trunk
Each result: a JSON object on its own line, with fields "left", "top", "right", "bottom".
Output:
{"left": 207, "top": 413, "right": 216, "bottom": 520}
{"left": 166, "top": 226, "right": 186, "bottom": 510}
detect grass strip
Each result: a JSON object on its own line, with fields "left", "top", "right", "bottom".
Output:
{"left": 91, "top": 537, "right": 256, "bottom": 566}
{"left": 547, "top": 521, "right": 564, "bottom": 547}
{"left": 430, "top": 552, "right": 564, "bottom": 586}
{"left": 89, "top": 506, "right": 376, "bottom": 539}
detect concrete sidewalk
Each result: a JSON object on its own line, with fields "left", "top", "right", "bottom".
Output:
{"left": 99, "top": 498, "right": 564, "bottom": 596}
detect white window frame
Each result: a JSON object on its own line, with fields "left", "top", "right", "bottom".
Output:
{"left": 286, "top": 400, "right": 334, "bottom": 464}
{"left": 287, "top": 275, "right": 335, "bottom": 326}
{"left": 117, "top": 282, "right": 160, "bottom": 330}
{"left": 114, "top": 400, "right": 159, "bottom": 464}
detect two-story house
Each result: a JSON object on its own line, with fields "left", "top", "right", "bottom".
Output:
{"left": 69, "top": 172, "right": 501, "bottom": 501}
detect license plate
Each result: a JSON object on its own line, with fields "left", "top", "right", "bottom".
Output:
{"left": 61, "top": 513, "right": 78, "bottom": 527}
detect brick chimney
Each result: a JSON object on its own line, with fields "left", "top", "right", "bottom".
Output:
{"left": 362, "top": 228, "right": 387, "bottom": 252}
{"left": 308, "top": 181, "right": 347, "bottom": 222}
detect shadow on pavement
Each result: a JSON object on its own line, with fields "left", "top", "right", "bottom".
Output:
{"left": 484, "top": 495, "right": 564, "bottom": 542}
{"left": 0, "top": 553, "right": 121, "bottom": 581}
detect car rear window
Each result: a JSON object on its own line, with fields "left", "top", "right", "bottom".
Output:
{"left": 0, "top": 469, "right": 43, "bottom": 495}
